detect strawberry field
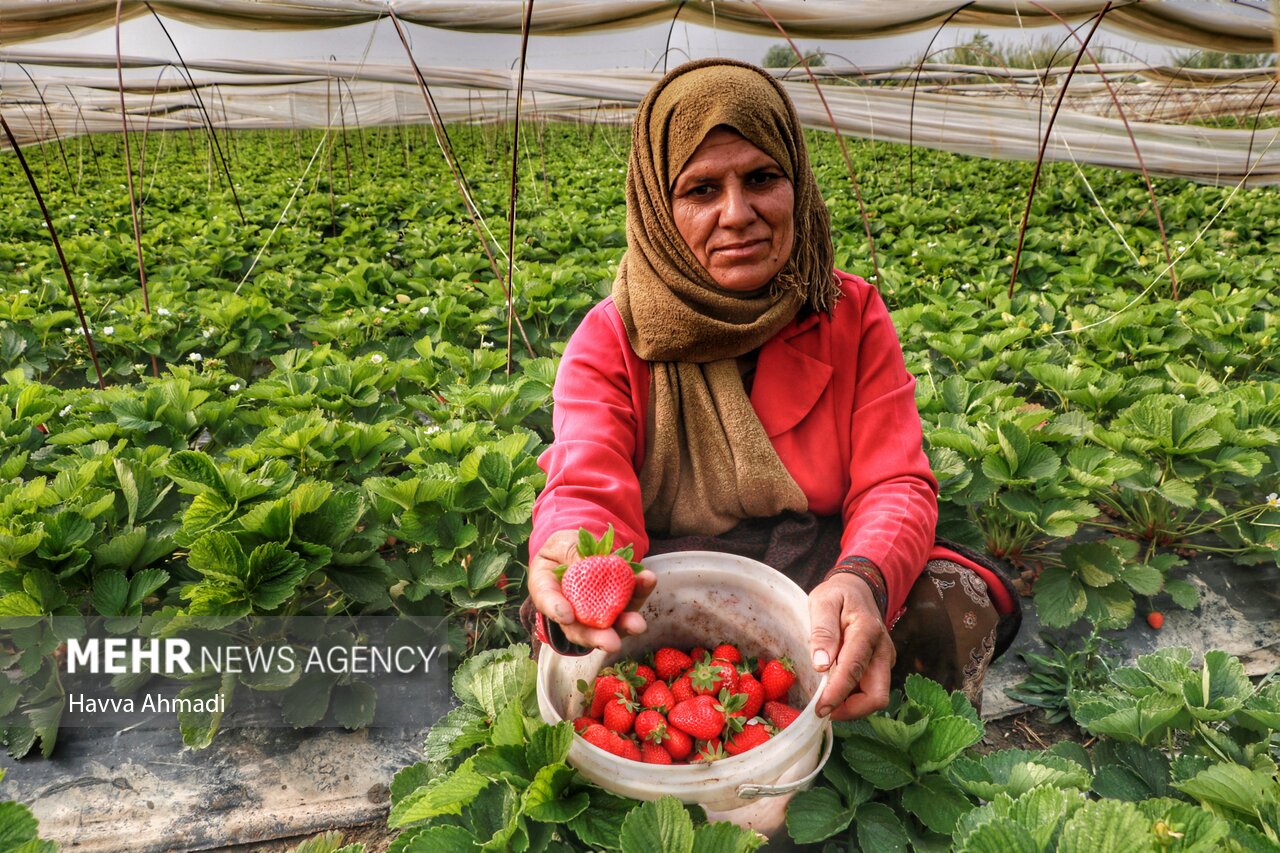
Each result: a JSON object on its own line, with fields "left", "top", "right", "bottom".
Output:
{"left": 2, "top": 122, "right": 1279, "bottom": 850}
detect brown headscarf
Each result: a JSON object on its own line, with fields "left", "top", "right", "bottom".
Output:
{"left": 612, "top": 58, "right": 839, "bottom": 537}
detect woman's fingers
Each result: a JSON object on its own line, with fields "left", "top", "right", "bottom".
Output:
{"left": 817, "top": 616, "right": 881, "bottom": 717}
{"left": 807, "top": 586, "right": 843, "bottom": 675}
{"left": 830, "top": 633, "right": 894, "bottom": 721}
{"left": 527, "top": 559, "right": 576, "bottom": 625}
{"left": 629, "top": 570, "right": 658, "bottom": 611}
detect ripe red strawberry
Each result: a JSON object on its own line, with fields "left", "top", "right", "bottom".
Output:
{"left": 572, "top": 716, "right": 596, "bottom": 734}
{"left": 632, "top": 664, "right": 658, "bottom": 690}
{"left": 589, "top": 672, "right": 632, "bottom": 719}
{"left": 641, "top": 742, "right": 673, "bottom": 764}
{"left": 670, "top": 675, "right": 696, "bottom": 704}
{"left": 694, "top": 738, "right": 726, "bottom": 763}
{"left": 556, "top": 526, "right": 643, "bottom": 629}
{"left": 663, "top": 725, "right": 693, "bottom": 760}
{"left": 764, "top": 700, "right": 801, "bottom": 730}
{"left": 654, "top": 647, "right": 693, "bottom": 682}
{"left": 712, "top": 644, "right": 742, "bottom": 665}
{"left": 734, "top": 674, "right": 765, "bottom": 719}
{"left": 668, "top": 695, "right": 726, "bottom": 741}
{"left": 690, "top": 646, "right": 710, "bottom": 664}
{"left": 641, "top": 680, "right": 675, "bottom": 713}
{"left": 1147, "top": 611, "right": 1164, "bottom": 630}
{"left": 615, "top": 735, "right": 642, "bottom": 761}
{"left": 580, "top": 723, "right": 614, "bottom": 752}
{"left": 691, "top": 660, "right": 737, "bottom": 696}
{"left": 760, "top": 658, "right": 796, "bottom": 701}
{"left": 634, "top": 709, "right": 668, "bottom": 744}
{"left": 725, "top": 721, "right": 772, "bottom": 756}
{"left": 604, "top": 694, "right": 638, "bottom": 735}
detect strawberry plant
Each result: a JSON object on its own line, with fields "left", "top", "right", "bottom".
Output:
{"left": 390, "top": 644, "right": 765, "bottom": 851}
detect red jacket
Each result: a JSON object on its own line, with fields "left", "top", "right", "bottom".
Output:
{"left": 531, "top": 271, "right": 951, "bottom": 620}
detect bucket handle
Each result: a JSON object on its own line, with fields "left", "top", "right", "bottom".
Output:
{"left": 736, "top": 720, "right": 834, "bottom": 800}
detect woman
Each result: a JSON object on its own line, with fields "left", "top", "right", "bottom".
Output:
{"left": 524, "top": 58, "right": 1018, "bottom": 720}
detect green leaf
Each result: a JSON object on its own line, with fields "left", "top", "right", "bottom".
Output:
{"left": 842, "top": 732, "right": 915, "bottom": 790}
{"left": 128, "top": 568, "right": 169, "bottom": 608}
{"left": 785, "top": 787, "right": 855, "bottom": 844}
{"left": 1173, "top": 760, "right": 1271, "bottom": 818}
{"left": 1034, "top": 566, "right": 1086, "bottom": 628}
{"left": 388, "top": 767, "right": 490, "bottom": 827}
{"left": 187, "top": 531, "right": 247, "bottom": 580}
{"left": 1164, "top": 579, "right": 1200, "bottom": 610}
{"left": 424, "top": 704, "right": 489, "bottom": 764}
{"left": 527, "top": 721, "right": 573, "bottom": 769}
{"left": 1056, "top": 799, "right": 1152, "bottom": 853}
{"left": 910, "top": 715, "right": 983, "bottom": 773}
{"left": 524, "top": 764, "right": 589, "bottom": 823}
{"left": 167, "top": 451, "right": 227, "bottom": 496}
{"left": 901, "top": 774, "right": 973, "bottom": 835}
{"left": 619, "top": 796, "right": 694, "bottom": 853}
{"left": 473, "top": 744, "right": 531, "bottom": 787}
{"left": 453, "top": 645, "right": 535, "bottom": 718}
{"left": 467, "top": 550, "right": 509, "bottom": 593}
{"left": 177, "top": 672, "right": 235, "bottom": 749}
{"left": 567, "top": 790, "right": 636, "bottom": 851}
{"left": 282, "top": 672, "right": 336, "bottom": 727}
{"left": 91, "top": 570, "right": 129, "bottom": 616}
{"left": 690, "top": 821, "right": 765, "bottom": 853}
{"left": 854, "top": 802, "right": 909, "bottom": 853}
{"left": 957, "top": 817, "right": 1039, "bottom": 853}
{"left": 1120, "top": 563, "right": 1164, "bottom": 596}
{"left": 0, "top": 801, "right": 40, "bottom": 849}
{"left": 1091, "top": 741, "right": 1170, "bottom": 802}
{"left": 245, "top": 542, "right": 308, "bottom": 610}
{"left": 331, "top": 681, "right": 376, "bottom": 730}
{"left": 0, "top": 593, "right": 43, "bottom": 617}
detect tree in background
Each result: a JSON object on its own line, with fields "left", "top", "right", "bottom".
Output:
{"left": 762, "top": 43, "right": 825, "bottom": 68}
{"left": 1173, "top": 49, "right": 1277, "bottom": 69}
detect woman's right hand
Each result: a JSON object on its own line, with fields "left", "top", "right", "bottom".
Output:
{"left": 527, "top": 528, "right": 657, "bottom": 653}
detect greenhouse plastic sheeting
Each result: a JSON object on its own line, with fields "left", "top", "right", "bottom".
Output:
{"left": 1, "top": 0, "right": 1276, "bottom": 51}
{"left": 4, "top": 54, "right": 1279, "bottom": 185}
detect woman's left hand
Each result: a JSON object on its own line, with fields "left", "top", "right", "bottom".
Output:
{"left": 808, "top": 574, "right": 895, "bottom": 720}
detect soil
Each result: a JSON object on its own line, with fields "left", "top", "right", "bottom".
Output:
{"left": 975, "top": 708, "right": 1092, "bottom": 756}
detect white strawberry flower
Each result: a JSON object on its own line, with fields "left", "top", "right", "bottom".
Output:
{"left": 380, "top": 306, "right": 390, "bottom": 314}
{"left": 102, "top": 326, "right": 114, "bottom": 336}
{"left": 229, "top": 382, "right": 241, "bottom": 392}
{"left": 369, "top": 354, "right": 384, "bottom": 365}
{"left": 1267, "top": 493, "right": 1279, "bottom": 508}
{"left": 202, "top": 327, "right": 215, "bottom": 338}
{"left": 60, "top": 404, "right": 73, "bottom": 417}
{"left": 188, "top": 352, "right": 203, "bottom": 363}
{"left": 419, "top": 306, "right": 430, "bottom": 315}
{"left": 18, "top": 289, "right": 29, "bottom": 294}
{"left": 157, "top": 307, "right": 171, "bottom": 316}
{"left": 480, "top": 340, "right": 494, "bottom": 349}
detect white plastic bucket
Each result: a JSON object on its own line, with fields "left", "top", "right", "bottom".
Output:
{"left": 536, "top": 550, "right": 833, "bottom": 834}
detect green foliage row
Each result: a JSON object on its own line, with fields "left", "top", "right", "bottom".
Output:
{"left": 0, "top": 123, "right": 1278, "bottom": 760}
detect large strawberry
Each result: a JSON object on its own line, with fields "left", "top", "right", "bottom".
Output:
{"left": 663, "top": 725, "right": 693, "bottom": 760}
{"left": 604, "top": 694, "right": 638, "bottom": 735}
{"left": 734, "top": 674, "right": 765, "bottom": 720}
{"left": 670, "top": 674, "right": 696, "bottom": 705}
{"left": 668, "top": 695, "right": 726, "bottom": 741}
{"left": 653, "top": 647, "right": 693, "bottom": 682}
{"left": 764, "top": 700, "right": 801, "bottom": 730}
{"left": 725, "top": 721, "right": 772, "bottom": 755}
{"left": 641, "top": 742, "right": 673, "bottom": 765}
{"left": 760, "top": 657, "right": 796, "bottom": 702}
{"left": 634, "top": 709, "right": 668, "bottom": 744}
{"left": 691, "top": 659, "right": 738, "bottom": 696}
{"left": 557, "top": 526, "right": 643, "bottom": 629}
{"left": 588, "top": 671, "right": 633, "bottom": 719}
{"left": 641, "top": 680, "right": 675, "bottom": 713}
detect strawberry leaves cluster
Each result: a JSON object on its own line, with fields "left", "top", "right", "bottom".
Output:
{"left": 572, "top": 643, "right": 801, "bottom": 765}
{"left": 391, "top": 644, "right": 765, "bottom": 852}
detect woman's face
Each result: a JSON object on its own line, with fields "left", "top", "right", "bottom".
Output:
{"left": 671, "top": 127, "right": 795, "bottom": 292}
